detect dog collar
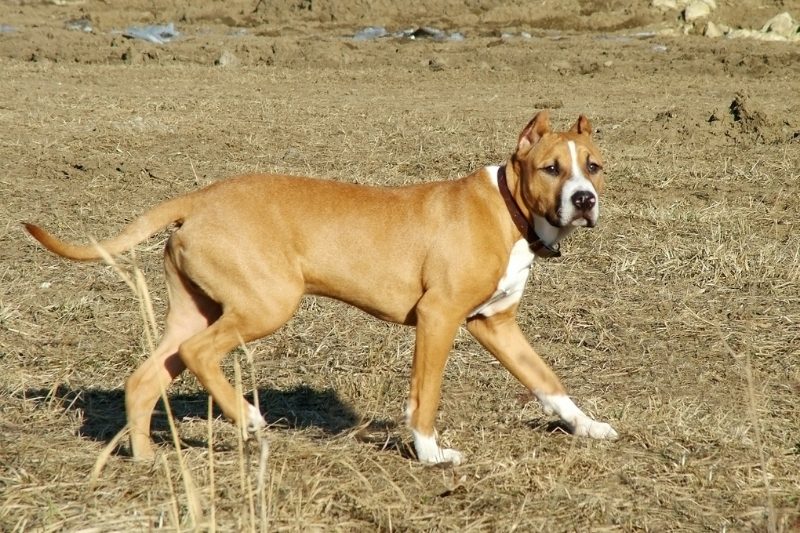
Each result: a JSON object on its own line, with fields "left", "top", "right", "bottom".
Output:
{"left": 497, "top": 164, "right": 561, "bottom": 259}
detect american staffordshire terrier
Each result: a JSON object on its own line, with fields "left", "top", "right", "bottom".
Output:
{"left": 25, "top": 111, "right": 617, "bottom": 465}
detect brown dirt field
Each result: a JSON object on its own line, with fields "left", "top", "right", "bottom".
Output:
{"left": 1, "top": 0, "right": 799, "bottom": 531}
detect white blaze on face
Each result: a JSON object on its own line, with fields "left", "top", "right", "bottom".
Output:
{"left": 560, "top": 140, "right": 599, "bottom": 227}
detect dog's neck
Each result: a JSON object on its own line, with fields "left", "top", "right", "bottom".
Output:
{"left": 496, "top": 163, "right": 563, "bottom": 258}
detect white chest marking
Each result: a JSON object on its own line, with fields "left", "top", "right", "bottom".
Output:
{"left": 469, "top": 238, "right": 534, "bottom": 318}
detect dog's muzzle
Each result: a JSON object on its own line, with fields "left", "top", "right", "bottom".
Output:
{"left": 561, "top": 190, "right": 599, "bottom": 228}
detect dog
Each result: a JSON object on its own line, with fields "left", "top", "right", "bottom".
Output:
{"left": 25, "top": 111, "right": 618, "bottom": 465}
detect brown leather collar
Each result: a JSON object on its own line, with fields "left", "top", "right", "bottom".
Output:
{"left": 497, "top": 164, "right": 561, "bottom": 259}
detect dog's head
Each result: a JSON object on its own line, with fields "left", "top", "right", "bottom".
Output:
{"left": 512, "top": 111, "right": 605, "bottom": 229}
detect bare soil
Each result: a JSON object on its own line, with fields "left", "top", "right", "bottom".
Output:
{"left": 1, "top": 1, "right": 799, "bottom": 531}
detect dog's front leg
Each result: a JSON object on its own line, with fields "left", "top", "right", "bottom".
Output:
{"left": 406, "top": 301, "right": 464, "bottom": 466}
{"left": 467, "top": 310, "right": 618, "bottom": 440}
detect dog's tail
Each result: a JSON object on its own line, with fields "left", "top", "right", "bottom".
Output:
{"left": 24, "top": 195, "right": 193, "bottom": 261}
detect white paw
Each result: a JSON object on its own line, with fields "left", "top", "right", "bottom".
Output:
{"left": 442, "top": 448, "right": 465, "bottom": 465}
{"left": 571, "top": 416, "right": 618, "bottom": 440}
{"left": 535, "top": 393, "right": 618, "bottom": 440}
{"left": 246, "top": 403, "right": 266, "bottom": 433}
{"left": 419, "top": 447, "right": 465, "bottom": 466}
{"left": 412, "top": 430, "right": 465, "bottom": 465}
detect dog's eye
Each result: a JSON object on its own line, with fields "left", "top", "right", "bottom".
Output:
{"left": 541, "top": 164, "right": 559, "bottom": 176}
{"left": 587, "top": 161, "right": 602, "bottom": 175}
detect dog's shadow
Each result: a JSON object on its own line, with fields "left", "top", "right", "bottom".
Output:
{"left": 22, "top": 384, "right": 396, "bottom": 455}
{"left": 21, "top": 387, "right": 575, "bottom": 460}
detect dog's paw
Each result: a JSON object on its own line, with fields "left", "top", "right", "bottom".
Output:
{"left": 412, "top": 429, "right": 465, "bottom": 466}
{"left": 129, "top": 440, "right": 156, "bottom": 462}
{"left": 245, "top": 403, "right": 267, "bottom": 433}
{"left": 129, "top": 431, "right": 157, "bottom": 461}
{"left": 419, "top": 447, "right": 465, "bottom": 466}
{"left": 535, "top": 393, "right": 618, "bottom": 440}
{"left": 571, "top": 416, "right": 618, "bottom": 440}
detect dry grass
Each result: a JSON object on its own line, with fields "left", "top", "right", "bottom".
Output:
{"left": 2, "top": 4, "right": 800, "bottom": 531}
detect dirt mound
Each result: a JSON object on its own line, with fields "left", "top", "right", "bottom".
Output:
{"left": 649, "top": 92, "right": 798, "bottom": 148}
{"left": 712, "top": 93, "right": 788, "bottom": 143}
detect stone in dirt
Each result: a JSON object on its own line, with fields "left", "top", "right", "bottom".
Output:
{"left": 427, "top": 57, "right": 446, "bottom": 71}
{"left": 760, "top": 12, "right": 798, "bottom": 38}
{"left": 683, "top": 1, "right": 712, "bottom": 23}
{"left": 703, "top": 21, "right": 724, "bottom": 38}
{"left": 123, "top": 23, "right": 179, "bottom": 44}
{"left": 651, "top": 0, "right": 678, "bottom": 10}
{"left": 215, "top": 50, "right": 239, "bottom": 67}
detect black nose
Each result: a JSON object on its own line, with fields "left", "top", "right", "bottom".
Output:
{"left": 571, "top": 191, "right": 596, "bottom": 211}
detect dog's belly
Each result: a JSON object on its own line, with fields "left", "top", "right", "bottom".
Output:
{"left": 314, "top": 287, "right": 422, "bottom": 325}
{"left": 304, "top": 267, "right": 425, "bottom": 325}
{"left": 469, "top": 239, "right": 533, "bottom": 317}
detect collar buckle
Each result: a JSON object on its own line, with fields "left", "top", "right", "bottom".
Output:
{"left": 529, "top": 239, "right": 561, "bottom": 259}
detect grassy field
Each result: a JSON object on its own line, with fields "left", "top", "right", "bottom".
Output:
{"left": 1, "top": 1, "right": 799, "bottom": 531}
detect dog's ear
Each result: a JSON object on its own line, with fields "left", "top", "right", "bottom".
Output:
{"left": 569, "top": 115, "right": 592, "bottom": 136}
{"left": 517, "top": 111, "right": 551, "bottom": 152}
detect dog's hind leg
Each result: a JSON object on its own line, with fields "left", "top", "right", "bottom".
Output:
{"left": 125, "top": 247, "right": 222, "bottom": 460}
{"left": 176, "top": 279, "right": 303, "bottom": 440}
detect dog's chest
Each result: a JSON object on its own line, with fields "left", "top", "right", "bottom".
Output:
{"left": 469, "top": 239, "right": 534, "bottom": 317}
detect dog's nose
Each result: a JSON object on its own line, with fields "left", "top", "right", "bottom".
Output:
{"left": 571, "top": 191, "right": 596, "bottom": 211}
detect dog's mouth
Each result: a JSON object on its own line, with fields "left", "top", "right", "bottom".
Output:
{"left": 571, "top": 216, "right": 596, "bottom": 228}
{"left": 548, "top": 211, "right": 597, "bottom": 229}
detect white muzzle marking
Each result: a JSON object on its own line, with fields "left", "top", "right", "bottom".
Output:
{"left": 560, "top": 140, "right": 599, "bottom": 227}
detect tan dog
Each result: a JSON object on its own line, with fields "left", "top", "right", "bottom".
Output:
{"left": 25, "top": 111, "right": 617, "bottom": 465}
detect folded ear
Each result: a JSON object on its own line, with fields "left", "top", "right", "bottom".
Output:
{"left": 517, "top": 110, "right": 551, "bottom": 152}
{"left": 569, "top": 114, "right": 592, "bottom": 135}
